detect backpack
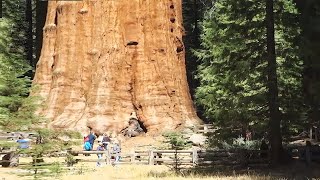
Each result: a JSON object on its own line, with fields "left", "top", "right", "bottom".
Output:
{"left": 84, "top": 141, "right": 92, "bottom": 151}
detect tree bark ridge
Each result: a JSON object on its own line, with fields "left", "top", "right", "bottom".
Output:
{"left": 33, "top": 0, "right": 201, "bottom": 134}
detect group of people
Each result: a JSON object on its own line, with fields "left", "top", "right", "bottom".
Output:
{"left": 83, "top": 130, "right": 121, "bottom": 167}
{"left": 81, "top": 112, "right": 143, "bottom": 166}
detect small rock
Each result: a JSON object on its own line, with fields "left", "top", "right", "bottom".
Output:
{"left": 189, "top": 134, "right": 207, "bottom": 146}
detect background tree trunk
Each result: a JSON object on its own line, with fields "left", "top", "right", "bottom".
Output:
{"left": 266, "top": 0, "right": 283, "bottom": 164}
{"left": 25, "top": 0, "right": 33, "bottom": 67}
{"left": 298, "top": 0, "right": 320, "bottom": 133}
{"left": 35, "top": 0, "right": 48, "bottom": 66}
{"left": 33, "top": 0, "right": 201, "bottom": 134}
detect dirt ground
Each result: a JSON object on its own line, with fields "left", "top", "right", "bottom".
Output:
{"left": 117, "top": 134, "right": 167, "bottom": 152}
{"left": 0, "top": 162, "right": 239, "bottom": 180}
{"left": 1, "top": 159, "right": 320, "bottom": 180}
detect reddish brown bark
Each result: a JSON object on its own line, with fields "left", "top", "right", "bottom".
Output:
{"left": 33, "top": 0, "right": 201, "bottom": 134}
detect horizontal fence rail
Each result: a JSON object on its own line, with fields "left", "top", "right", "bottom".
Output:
{"left": 1, "top": 148, "right": 273, "bottom": 167}
{"left": 3, "top": 146, "right": 319, "bottom": 168}
{"left": 194, "top": 124, "right": 216, "bottom": 133}
{"left": 0, "top": 131, "right": 37, "bottom": 141}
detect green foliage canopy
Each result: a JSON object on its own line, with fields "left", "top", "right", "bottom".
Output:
{"left": 195, "top": 0, "right": 303, "bottom": 140}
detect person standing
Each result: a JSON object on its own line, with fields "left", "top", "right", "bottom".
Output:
{"left": 16, "top": 135, "right": 31, "bottom": 149}
{"left": 112, "top": 139, "right": 121, "bottom": 164}
{"left": 102, "top": 133, "right": 111, "bottom": 149}
{"left": 88, "top": 130, "right": 96, "bottom": 150}
{"left": 96, "top": 142, "right": 104, "bottom": 167}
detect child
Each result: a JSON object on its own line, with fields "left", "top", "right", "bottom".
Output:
{"left": 96, "top": 142, "right": 104, "bottom": 167}
{"left": 112, "top": 139, "right": 121, "bottom": 163}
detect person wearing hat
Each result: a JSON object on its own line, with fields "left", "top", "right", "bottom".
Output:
{"left": 96, "top": 142, "right": 104, "bottom": 167}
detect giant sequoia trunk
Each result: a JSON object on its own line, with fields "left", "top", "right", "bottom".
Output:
{"left": 33, "top": 0, "right": 201, "bottom": 134}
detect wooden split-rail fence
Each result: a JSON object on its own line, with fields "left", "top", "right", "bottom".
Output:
{"left": 64, "top": 149, "right": 270, "bottom": 167}
{"left": 194, "top": 124, "right": 216, "bottom": 133}
{"left": 2, "top": 145, "right": 319, "bottom": 168}
{"left": 1, "top": 126, "right": 320, "bottom": 168}
{"left": 0, "top": 131, "right": 37, "bottom": 141}
{"left": 58, "top": 146, "right": 320, "bottom": 167}
{"left": 68, "top": 149, "right": 199, "bottom": 166}
{"left": 0, "top": 148, "right": 270, "bottom": 167}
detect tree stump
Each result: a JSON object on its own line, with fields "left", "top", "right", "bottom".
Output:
{"left": 1, "top": 152, "right": 19, "bottom": 167}
{"left": 239, "top": 149, "right": 249, "bottom": 167}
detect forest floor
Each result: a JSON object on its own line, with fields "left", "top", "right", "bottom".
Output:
{"left": 1, "top": 159, "right": 320, "bottom": 180}
{"left": 0, "top": 164, "right": 267, "bottom": 180}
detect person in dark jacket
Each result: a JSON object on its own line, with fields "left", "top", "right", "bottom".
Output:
{"left": 102, "top": 133, "right": 111, "bottom": 149}
{"left": 88, "top": 131, "right": 96, "bottom": 150}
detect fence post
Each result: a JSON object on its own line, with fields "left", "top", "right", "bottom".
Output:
{"left": 131, "top": 149, "right": 135, "bottom": 163}
{"left": 315, "top": 127, "right": 318, "bottom": 142}
{"left": 192, "top": 149, "right": 198, "bottom": 166}
{"left": 306, "top": 141, "right": 311, "bottom": 167}
{"left": 194, "top": 125, "right": 199, "bottom": 133}
{"left": 149, "top": 150, "right": 154, "bottom": 165}
{"left": 204, "top": 124, "right": 208, "bottom": 133}
{"left": 105, "top": 148, "right": 111, "bottom": 165}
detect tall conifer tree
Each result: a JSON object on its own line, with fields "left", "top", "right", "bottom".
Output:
{"left": 195, "top": 0, "right": 301, "bottom": 149}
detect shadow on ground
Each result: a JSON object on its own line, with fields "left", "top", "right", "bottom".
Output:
{"left": 147, "top": 159, "right": 320, "bottom": 180}
{"left": 190, "top": 159, "right": 320, "bottom": 179}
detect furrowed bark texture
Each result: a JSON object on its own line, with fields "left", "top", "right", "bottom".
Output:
{"left": 33, "top": 0, "right": 201, "bottom": 134}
